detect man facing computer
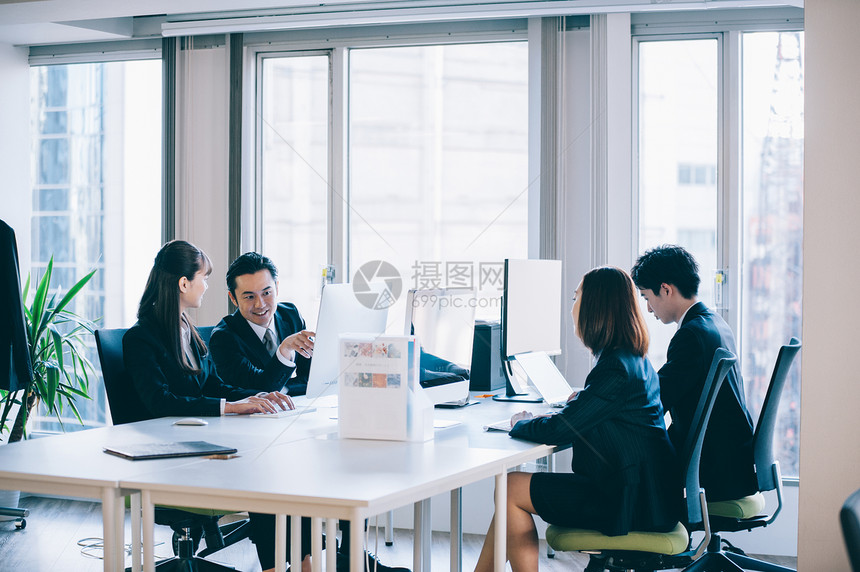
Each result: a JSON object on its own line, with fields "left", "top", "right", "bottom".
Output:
{"left": 631, "top": 244, "right": 757, "bottom": 503}
{"left": 209, "top": 252, "right": 409, "bottom": 572}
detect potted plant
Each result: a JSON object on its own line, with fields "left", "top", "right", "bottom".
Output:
{"left": 0, "top": 257, "right": 98, "bottom": 444}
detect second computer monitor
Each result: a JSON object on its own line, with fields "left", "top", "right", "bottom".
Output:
{"left": 501, "top": 258, "right": 563, "bottom": 360}
{"left": 405, "top": 287, "right": 476, "bottom": 406}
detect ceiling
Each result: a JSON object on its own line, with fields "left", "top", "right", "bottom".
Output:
{"left": 0, "top": 0, "right": 802, "bottom": 46}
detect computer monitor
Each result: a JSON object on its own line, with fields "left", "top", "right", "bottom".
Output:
{"left": 404, "top": 287, "right": 476, "bottom": 406}
{"left": 305, "top": 283, "right": 389, "bottom": 400}
{"left": 497, "top": 258, "right": 563, "bottom": 402}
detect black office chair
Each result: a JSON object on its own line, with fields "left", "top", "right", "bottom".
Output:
{"left": 841, "top": 488, "right": 860, "bottom": 571}
{"left": 545, "top": 349, "right": 737, "bottom": 572}
{"left": 95, "top": 328, "right": 250, "bottom": 572}
{"left": 694, "top": 337, "right": 801, "bottom": 572}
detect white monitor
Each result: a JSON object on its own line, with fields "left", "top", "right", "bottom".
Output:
{"left": 305, "top": 283, "right": 389, "bottom": 400}
{"left": 404, "top": 288, "right": 476, "bottom": 406}
{"left": 501, "top": 259, "right": 563, "bottom": 359}
{"left": 496, "top": 259, "right": 563, "bottom": 402}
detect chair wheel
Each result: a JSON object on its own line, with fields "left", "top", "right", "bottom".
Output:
{"left": 16, "top": 519, "right": 26, "bottom": 529}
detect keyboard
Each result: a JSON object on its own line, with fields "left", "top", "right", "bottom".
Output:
{"left": 483, "top": 418, "right": 514, "bottom": 432}
{"left": 250, "top": 407, "right": 317, "bottom": 419}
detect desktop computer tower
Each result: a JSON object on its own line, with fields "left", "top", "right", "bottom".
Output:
{"left": 469, "top": 320, "right": 506, "bottom": 391}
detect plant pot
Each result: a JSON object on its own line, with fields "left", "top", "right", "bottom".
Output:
{"left": 0, "top": 489, "right": 21, "bottom": 521}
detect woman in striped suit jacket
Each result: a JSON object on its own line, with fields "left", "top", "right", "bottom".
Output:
{"left": 475, "top": 266, "right": 682, "bottom": 572}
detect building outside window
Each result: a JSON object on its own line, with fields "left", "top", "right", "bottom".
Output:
{"left": 29, "top": 59, "right": 162, "bottom": 431}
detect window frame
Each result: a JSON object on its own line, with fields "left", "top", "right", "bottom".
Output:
{"left": 244, "top": 22, "right": 530, "bottom": 282}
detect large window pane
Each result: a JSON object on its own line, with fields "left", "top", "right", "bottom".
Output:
{"left": 349, "top": 42, "right": 529, "bottom": 324}
{"left": 741, "top": 31, "right": 804, "bottom": 476}
{"left": 638, "top": 39, "right": 719, "bottom": 366}
{"left": 259, "top": 55, "right": 329, "bottom": 327}
{"left": 29, "top": 59, "right": 162, "bottom": 431}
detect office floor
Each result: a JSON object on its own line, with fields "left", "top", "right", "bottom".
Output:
{"left": 0, "top": 495, "right": 797, "bottom": 571}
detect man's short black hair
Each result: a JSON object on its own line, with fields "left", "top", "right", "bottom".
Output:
{"left": 226, "top": 252, "right": 279, "bottom": 295}
{"left": 631, "top": 245, "right": 700, "bottom": 299}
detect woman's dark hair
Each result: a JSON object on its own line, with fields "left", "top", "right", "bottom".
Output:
{"left": 138, "top": 240, "right": 212, "bottom": 373}
{"left": 576, "top": 266, "right": 649, "bottom": 357}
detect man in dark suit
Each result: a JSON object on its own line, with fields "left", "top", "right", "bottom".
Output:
{"left": 210, "top": 252, "right": 409, "bottom": 572}
{"left": 632, "top": 245, "right": 757, "bottom": 502}
{"left": 210, "top": 252, "right": 314, "bottom": 396}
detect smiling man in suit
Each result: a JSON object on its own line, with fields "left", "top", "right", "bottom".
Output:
{"left": 632, "top": 244, "right": 757, "bottom": 503}
{"left": 210, "top": 252, "right": 314, "bottom": 396}
{"left": 209, "top": 252, "right": 408, "bottom": 572}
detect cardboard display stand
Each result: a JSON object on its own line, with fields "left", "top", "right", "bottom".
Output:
{"left": 338, "top": 334, "right": 433, "bottom": 442}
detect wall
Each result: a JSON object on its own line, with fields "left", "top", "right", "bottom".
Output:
{"left": 0, "top": 43, "right": 31, "bottom": 270}
{"left": 798, "top": 0, "right": 860, "bottom": 569}
{"left": 174, "top": 42, "right": 231, "bottom": 327}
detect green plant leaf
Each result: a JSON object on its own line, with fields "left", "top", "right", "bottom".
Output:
{"left": 29, "top": 258, "right": 53, "bottom": 341}
{"left": 45, "top": 365, "right": 60, "bottom": 412}
{"left": 50, "top": 326, "right": 64, "bottom": 378}
{"left": 52, "top": 268, "right": 97, "bottom": 317}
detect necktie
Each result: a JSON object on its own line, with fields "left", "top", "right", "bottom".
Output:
{"left": 263, "top": 329, "right": 278, "bottom": 356}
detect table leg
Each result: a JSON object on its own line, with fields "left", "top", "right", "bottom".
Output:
{"left": 276, "top": 514, "right": 287, "bottom": 572}
{"left": 311, "top": 517, "right": 323, "bottom": 572}
{"left": 413, "top": 499, "right": 431, "bottom": 572}
{"left": 131, "top": 492, "right": 141, "bottom": 572}
{"left": 494, "top": 472, "right": 507, "bottom": 572}
{"left": 326, "top": 518, "right": 337, "bottom": 571}
{"left": 100, "top": 487, "right": 116, "bottom": 572}
{"left": 545, "top": 453, "right": 555, "bottom": 559}
{"left": 385, "top": 510, "right": 394, "bottom": 546}
{"left": 114, "top": 490, "right": 125, "bottom": 571}
{"left": 142, "top": 490, "right": 155, "bottom": 572}
{"left": 350, "top": 514, "right": 362, "bottom": 572}
{"left": 450, "top": 488, "right": 462, "bottom": 572}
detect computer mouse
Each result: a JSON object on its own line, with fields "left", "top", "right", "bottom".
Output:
{"left": 173, "top": 417, "right": 208, "bottom": 426}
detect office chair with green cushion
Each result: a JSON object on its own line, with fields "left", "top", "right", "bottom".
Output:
{"left": 693, "top": 337, "right": 801, "bottom": 572}
{"left": 841, "top": 488, "right": 860, "bottom": 572}
{"left": 95, "top": 328, "right": 251, "bottom": 571}
{"left": 545, "top": 348, "right": 737, "bottom": 572}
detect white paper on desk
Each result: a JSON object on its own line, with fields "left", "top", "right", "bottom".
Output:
{"left": 338, "top": 334, "right": 414, "bottom": 441}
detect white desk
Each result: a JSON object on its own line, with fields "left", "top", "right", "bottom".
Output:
{"left": 122, "top": 435, "right": 552, "bottom": 572}
{"left": 0, "top": 396, "right": 554, "bottom": 572}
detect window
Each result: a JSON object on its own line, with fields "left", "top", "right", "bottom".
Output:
{"left": 636, "top": 29, "right": 804, "bottom": 477}
{"left": 30, "top": 59, "right": 162, "bottom": 431}
{"left": 258, "top": 54, "right": 329, "bottom": 325}
{"left": 741, "top": 31, "right": 804, "bottom": 476}
{"left": 637, "top": 38, "right": 719, "bottom": 365}
{"left": 348, "top": 42, "right": 529, "bottom": 322}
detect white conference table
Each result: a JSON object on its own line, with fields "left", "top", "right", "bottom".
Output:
{"left": 0, "top": 393, "right": 555, "bottom": 572}
{"left": 119, "top": 395, "right": 555, "bottom": 572}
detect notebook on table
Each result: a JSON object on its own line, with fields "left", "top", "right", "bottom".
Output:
{"left": 103, "top": 441, "right": 237, "bottom": 460}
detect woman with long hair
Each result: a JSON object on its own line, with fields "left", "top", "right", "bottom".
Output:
{"left": 123, "top": 239, "right": 291, "bottom": 417}
{"left": 475, "top": 266, "right": 681, "bottom": 572}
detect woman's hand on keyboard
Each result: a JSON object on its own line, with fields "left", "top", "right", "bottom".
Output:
{"left": 510, "top": 411, "right": 534, "bottom": 427}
